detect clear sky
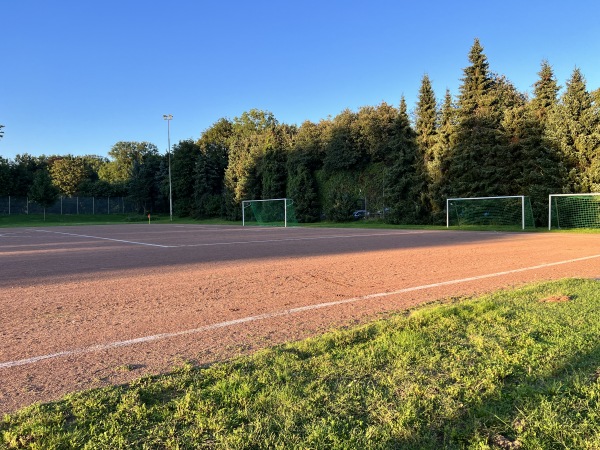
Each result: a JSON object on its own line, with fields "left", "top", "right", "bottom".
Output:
{"left": 1, "top": 0, "right": 599, "bottom": 161}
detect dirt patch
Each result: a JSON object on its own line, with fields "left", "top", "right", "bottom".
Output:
{"left": 539, "top": 295, "right": 572, "bottom": 303}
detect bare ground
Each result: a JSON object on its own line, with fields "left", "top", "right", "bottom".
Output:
{"left": 1, "top": 225, "right": 599, "bottom": 415}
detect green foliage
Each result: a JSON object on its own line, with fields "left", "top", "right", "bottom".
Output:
{"left": 28, "top": 169, "right": 59, "bottom": 211}
{"left": 99, "top": 141, "right": 159, "bottom": 184}
{"left": 170, "top": 139, "right": 201, "bottom": 217}
{"left": 3, "top": 40, "right": 599, "bottom": 226}
{"left": 48, "top": 155, "right": 88, "bottom": 196}
{"left": 193, "top": 119, "right": 232, "bottom": 219}
{"left": 3, "top": 279, "right": 600, "bottom": 448}
{"left": 386, "top": 98, "right": 420, "bottom": 223}
{"left": 0, "top": 157, "right": 10, "bottom": 196}
{"left": 223, "top": 110, "right": 292, "bottom": 220}
{"left": 546, "top": 69, "right": 600, "bottom": 193}
{"left": 128, "top": 153, "right": 164, "bottom": 214}
{"left": 287, "top": 164, "right": 320, "bottom": 222}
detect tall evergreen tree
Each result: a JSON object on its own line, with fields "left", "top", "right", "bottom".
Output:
{"left": 547, "top": 68, "right": 599, "bottom": 192}
{"left": 171, "top": 139, "right": 201, "bottom": 217}
{"left": 414, "top": 74, "right": 438, "bottom": 219}
{"left": 431, "top": 89, "right": 456, "bottom": 220}
{"left": 193, "top": 118, "right": 232, "bottom": 218}
{"left": 322, "top": 109, "right": 364, "bottom": 173}
{"left": 386, "top": 97, "right": 419, "bottom": 223}
{"left": 530, "top": 60, "right": 560, "bottom": 124}
{"left": 286, "top": 121, "right": 324, "bottom": 222}
{"left": 513, "top": 61, "right": 565, "bottom": 224}
{"left": 446, "top": 39, "right": 507, "bottom": 197}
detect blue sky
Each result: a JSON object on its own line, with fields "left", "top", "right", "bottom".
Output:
{"left": 2, "top": 0, "right": 599, "bottom": 161}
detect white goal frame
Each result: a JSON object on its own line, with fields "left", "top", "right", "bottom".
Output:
{"left": 548, "top": 193, "right": 600, "bottom": 230}
{"left": 446, "top": 195, "right": 529, "bottom": 230}
{"left": 242, "top": 198, "right": 290, "bottom": 227}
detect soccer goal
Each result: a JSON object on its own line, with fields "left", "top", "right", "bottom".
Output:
{"left": 242, "top": 198, "right": 298, "bottom": 227}
{"left": 548, "top": 193, "right": 600, "bottom": 230}
{"left": 446, "top": 196, "right": 535, "bottom": 230}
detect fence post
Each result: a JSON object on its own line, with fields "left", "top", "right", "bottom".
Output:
{"left": 8, "top": 196, "right": 10, "bottom": 215}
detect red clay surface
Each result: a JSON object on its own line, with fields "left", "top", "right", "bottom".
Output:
{"left": 1, "top": 224, "right": 599, "bottom": 415}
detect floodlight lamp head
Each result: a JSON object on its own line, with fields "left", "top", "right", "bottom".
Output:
{"left": 163, "top": 114, "right": 173, "bottom": 120}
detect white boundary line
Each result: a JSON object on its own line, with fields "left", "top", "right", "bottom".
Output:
{"left": 2, "top": 252, "right": 599, "bottom": 370}
{"left": 30, "top": 229, "right": 431, "bottom": 248}
{"left": 176, "top": 231, "right": 431, "bottom": 247}
{"left": 33, "top": 229, "right": 175, "bottom": 248}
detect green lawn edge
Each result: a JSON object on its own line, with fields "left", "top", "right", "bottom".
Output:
{"left": 2, "top": 213, "right": 600, "bottom": 233}
{"left": 2, "top": 278, "right": 600, "bottom": 449}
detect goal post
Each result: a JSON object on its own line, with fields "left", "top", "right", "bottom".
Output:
{"left": 548, "top": 193, "right": 600, "bottom": 230}
{"left": 242, "top": 198, "right": 298, "bottom": 227}
{"left": 446, "top": 196, "right": 535, "bottom": 230}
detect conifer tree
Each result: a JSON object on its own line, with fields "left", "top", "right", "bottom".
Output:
{"left": 430, "top": 89, "right": 455, "bottom": 221}
{"left": 446, "top": 39, "right": 507, "bottom": 197}
{"left": 193, "top": 118, "right": 232, "bottom": 218}
{"left": 547, "top": 68, "right": 599, "bottom": 192}
{"left": 171, "top": 139, "right": 201, "bottom": 216}
{"left": 512, "top": 61, "right": 565, "bottom": 224}
{"left": 414, "top": 74, "right": 438, "bottom": 219}
{"left": 530, "top": 60, "right": 560, "bottom": 124}
{"left": 286, "top": 121, "right": 323, "bottom": 222}
{"left": 386, "top": 97, "right": 419, "bottom": 223}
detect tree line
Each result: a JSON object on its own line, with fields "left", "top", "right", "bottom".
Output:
{"left": 1, "top": 39, "right": 599, "bottom": 225}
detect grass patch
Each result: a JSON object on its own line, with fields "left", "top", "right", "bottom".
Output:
{"left": 2, "top": 279, "right": 600, "bottom": 448}
{"left": 1, "top": 214, "right": 599, "bottom": 233}
{"left": 0, "top": 214, "right": 233, "bottom": 228}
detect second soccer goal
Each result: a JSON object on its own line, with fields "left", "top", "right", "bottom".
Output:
{"left": 242, "top": 198, "right": 298, "bottom": 227}
{"left": 446, "top": 196, "right": 535, "bottom": 230}
{"left": 548, "top": 193, "right": 600, "bottom": 230}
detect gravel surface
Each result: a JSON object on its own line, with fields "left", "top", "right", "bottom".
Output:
{"left": 1, "top": 224, "right": 599, "bottom": 414}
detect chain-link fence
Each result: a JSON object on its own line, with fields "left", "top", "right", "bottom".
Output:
{"left": 0, "top": 197, "right": 138, "bottom": 215}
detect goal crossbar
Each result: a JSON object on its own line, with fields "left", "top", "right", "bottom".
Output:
{"left": 446, "top": 195, "right": 530, "bottom": 230}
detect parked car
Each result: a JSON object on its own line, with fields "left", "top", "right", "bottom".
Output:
{"left": 352, "top": 210, "right": 368, "bottom": 219}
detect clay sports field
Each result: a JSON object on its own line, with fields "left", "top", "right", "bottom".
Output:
{"left": 1, "top": 224, "right": 599, "bottom": 415}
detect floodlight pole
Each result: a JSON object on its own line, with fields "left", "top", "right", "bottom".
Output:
{"left": 163, "top": 114, "right": 173, "bottom": 221}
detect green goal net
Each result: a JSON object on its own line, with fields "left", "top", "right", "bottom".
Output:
{"left": 242, "top": 198, "right": 298, "bottom": 227}
{"left": 548, "top": 193, "right": 600, "bottom": 230}
{"left": 446, "top": 196, "right": 535, "bottom": 230}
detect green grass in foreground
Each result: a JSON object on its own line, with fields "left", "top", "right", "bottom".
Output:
{"left": 2, "top": 279, "right": 600, "bottom": 449}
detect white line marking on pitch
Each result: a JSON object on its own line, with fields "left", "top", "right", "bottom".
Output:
{"left": 175, "top": 231, "right": 431, "bottom": 247}
{"left": 33, "top": 229, "right": 175, "bottom": 248}
{"left": 2, "top": 252, "right": 599, "bottom": 370}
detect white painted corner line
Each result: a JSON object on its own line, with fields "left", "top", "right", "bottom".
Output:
{"left": 2, "top": 252, "right": 599, "bottom": 370}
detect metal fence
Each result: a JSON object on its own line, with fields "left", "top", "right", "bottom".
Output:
{"left": 0, "top": 196, "right": 138, "bottom": 215}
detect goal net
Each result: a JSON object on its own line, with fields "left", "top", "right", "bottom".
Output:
{"left": 446, "top": 196, "right": 535, "bottom": 230}
{"left": 242, "top": 198, "right": 298, "bottom": 227}
{"left": 548, "top": 193, "right": 600, "bottom": 230}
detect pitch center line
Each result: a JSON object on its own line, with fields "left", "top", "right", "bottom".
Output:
{"left": 2, "top": 252, "right": 599, "bottom": 370}
{"left": 33, "top": 229, "right": 175, "bottom": 248}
